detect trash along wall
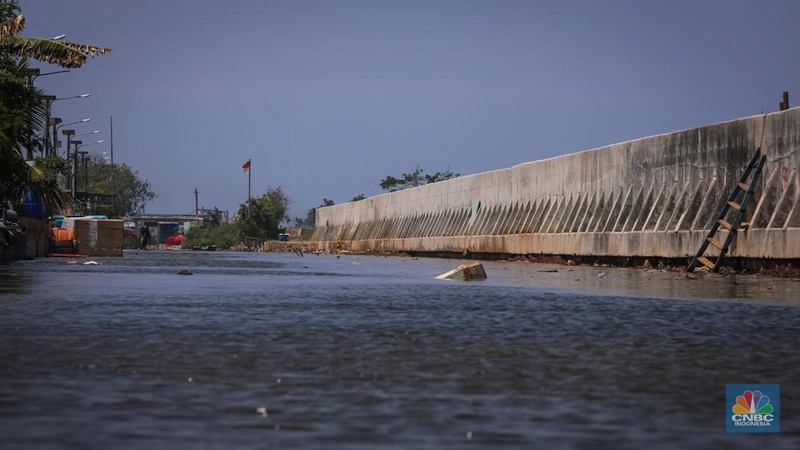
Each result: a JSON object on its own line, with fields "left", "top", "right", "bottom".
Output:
{"left": 311, "top": 108, "right": 800, "bottom": 263}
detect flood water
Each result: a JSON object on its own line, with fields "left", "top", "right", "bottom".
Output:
{"left": 1, "top": 251, "right": 798, "bottom": 449}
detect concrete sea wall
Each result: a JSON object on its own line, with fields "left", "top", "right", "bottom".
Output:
{"left": 311, "top": 108, "right": 800, "bottom": 263}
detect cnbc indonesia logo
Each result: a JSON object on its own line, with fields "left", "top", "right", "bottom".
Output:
{"left": 727, "top": 385, "right": 780, "bottom": 433}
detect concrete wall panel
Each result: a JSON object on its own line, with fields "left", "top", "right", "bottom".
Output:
{"left": 312, "top": 109, "right": 800, "bottom": 260}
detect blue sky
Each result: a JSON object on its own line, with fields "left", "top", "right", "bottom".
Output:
{"left": 18, "top": 0, "right": 800, "bottom": 219}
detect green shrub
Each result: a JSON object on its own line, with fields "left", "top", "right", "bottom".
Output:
{"left": 183, "top": 222, "right": 242, "bottom": 249}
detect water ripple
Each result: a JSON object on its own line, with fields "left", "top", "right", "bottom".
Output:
{"left": 1, "top": 252, "right": 799, "bottom": 449}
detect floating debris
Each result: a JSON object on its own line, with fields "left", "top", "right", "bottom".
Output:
{"left": 256, "top": 407, "right": 268, "bottom": 417}
{"left": 436, "top": 262, "right": 487, "bottom": 281}
{"left": 597, "top": 271, "right": 608, "bottom": 279}
{"left": 83, "top": 261, "right": 102, "bottom": 265}
{"left": 178, "top": 269, "right": 193, "bottom": 275}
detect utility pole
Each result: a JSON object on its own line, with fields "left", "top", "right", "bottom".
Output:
{"left": 194, "top": 188, "right": 199, "bottom": 216}
{"left": 61, "top": 129, "right": 75, "bottom": 189}
{"left": 82, "top": 152, "right": 89, "bottom": 201}
{"left": 41, "top": 95, "right": 56, "bottom": 159}
{"left": 49, "top": 117, "right": 62, "bottom": 157}
{"left": 71, "top": 140, "right": 82, "bottom": 197}
{"left": 110, "top": 116, "right": 116, "bottom": 217}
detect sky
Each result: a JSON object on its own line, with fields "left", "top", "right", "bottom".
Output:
{"left": 18, "top": 0, "right": 800, "bottom": 220}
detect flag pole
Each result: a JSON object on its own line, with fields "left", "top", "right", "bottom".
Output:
{"left": 110, "top": 116, "right": 116, "bottom": 217}
{"left": 244, "top": 158, "right": 251, "bottom": 217}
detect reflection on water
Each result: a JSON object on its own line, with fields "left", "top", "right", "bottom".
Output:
{"left": 0, "top": 251, "right": 798, "bottom": 449}
{"left": 0, "top": 269, "right": 31, "bottom": 296}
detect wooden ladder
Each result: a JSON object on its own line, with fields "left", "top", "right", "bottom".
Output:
{"left": 687, "top": 147, "right": 767, "bottom": 272}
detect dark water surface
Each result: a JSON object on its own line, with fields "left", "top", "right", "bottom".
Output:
{"left": 1, "top": 251, "right": 799, "bottom": 449}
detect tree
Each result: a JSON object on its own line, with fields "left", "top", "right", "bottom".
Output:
{"left": 78, "top": 155, "right": 156, "bottom": 216}
{"left": 379, "top": 165, "right": 459, "bottom": 192}
{"left": 0, "top": 56, "right": 44, "bottom": 203}
{"left": 0, "top": 0, "right": 110, "bottom": 212}
{"left": 0, "top": 53, "right": 72, "bottom": 213}
{"left": 303, "top": 207, "right": 316, "bottom": 228}
{"left": 351, "top": 193, "right": 366, "bottom": 201}
{"left": 1, "top": 1, "right": 111, "bottom": 69}
{"left": 236, "top": 186, "right": 290, "bottom": 240}
{"left": 424, "top": 169, "right": 460, "bottom": 184}
{"left": 297, "top": 198, "right": 336, "bottom": 228}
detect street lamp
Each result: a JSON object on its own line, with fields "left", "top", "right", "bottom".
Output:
{"left": 42, "top": 94, "right": 90, "bottom": 156}
{"left": 58, "top": 93, "right": 91, "bottom": 100}
{"left": 22, "top": 69, "right": 71, "bottom": 159}
{"left": 59, "top": 118, "right": 91, "bottom": 128}
{"left": 79, "top": 150, "right": 89, "bottom": 199}
{"left": 48, "top": 117, "right": 62, "bottom": 156}
{"left": 62, "top": 129, "right": 75, "bottom": 190}
{"left": 56, "top": 118, "right": 90, "bottom": 157}
{"left": 71, "top": 139, "right": 103, "bottom": 197}
{"left": 23, "top": 67, "right": 71, "bottom": 84}
{"left": 61, "top": 127, "right": 99, "bottom": 186}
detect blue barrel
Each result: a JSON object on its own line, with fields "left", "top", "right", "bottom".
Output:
{"left": 53, "top": 215, "right": 65, "bottom": 227}
{"left": 22, "top": 188, "right": 45, "bottom": 220}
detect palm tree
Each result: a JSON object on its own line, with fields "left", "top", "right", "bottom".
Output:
{"left": 0, "top": 2, "right": 111, "bottom": 68}
{"left": 0, "top": 55, "right": 74, "bottom": 214}
{"left": 0, "top": 0, "right": 110, "bottom": 213}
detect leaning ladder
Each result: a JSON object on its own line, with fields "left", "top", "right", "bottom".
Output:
{"left": 686, "top": 147, "right": 767, "bottom": 272}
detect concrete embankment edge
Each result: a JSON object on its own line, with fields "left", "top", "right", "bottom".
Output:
{"left": 314, "top": 108, "right": 800, "bottom": 265}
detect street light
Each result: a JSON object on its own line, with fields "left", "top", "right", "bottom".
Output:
{"left": 48, "top": 117, "right": 62, "bottom": 155}
{"left": 71, "top": 139, "right": 104, "bottom": 197}
{"left": 56, "top": 118, "right": 90, "bottom": 157}
{"left": 21, "top": 69, "right": 70, "bottom": 159}
{"left": 59, "top": 118, "right": 91, "bottom": 127}
{"left": 23, "top": 67, "right": 71, "bottom": 84}
{"left": 62, "top": 130, "right": 75, "bottom": 189}
{"left": 79, "top": 150, "right": 90, "bottom": 199}
{"left": 60, "top": 93, "right": 91, "bottom": 100}
{"left": 42, "top": 94, "right": 91, "bottom": 156}
{"left": 61, "top": 128, "right": 100, "bottom": 186}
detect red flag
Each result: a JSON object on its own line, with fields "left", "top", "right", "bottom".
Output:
{"left": 242, "top": 159, "right": 251, "bottom": 174}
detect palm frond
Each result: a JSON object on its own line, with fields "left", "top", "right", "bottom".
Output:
{"left": 5, "top": 36, "right": 89, "bottom": 68}
{"left": 1, "top": 12, "right": 111, "bottom": 68}
{"left": 0, "top": 14, "right": 24, "bottom": 42}
{"left": 61, "top": 41, "right": 112, "bottom": 59}
{"left": 0, "top": 58, "right": 45, "bottom": 152}
{"left": 15, "top": 164, "right": 76, "bottom": 210}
